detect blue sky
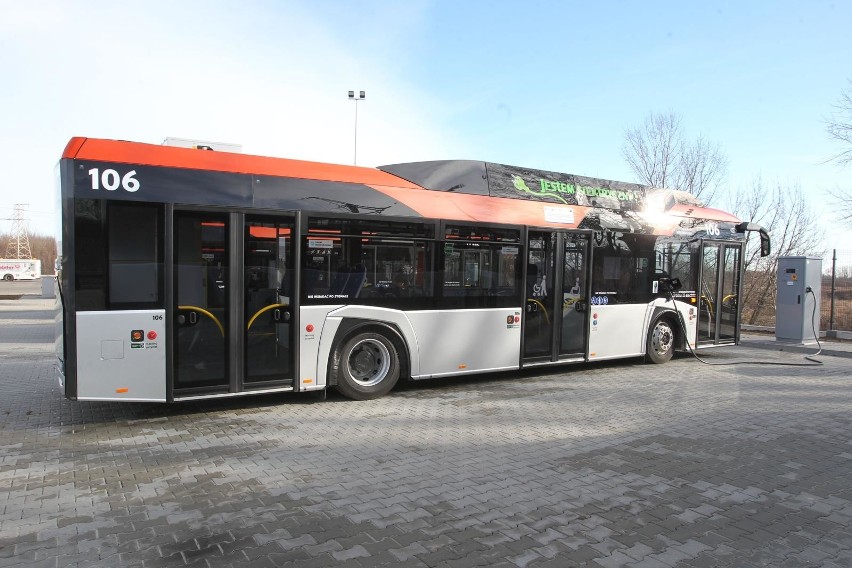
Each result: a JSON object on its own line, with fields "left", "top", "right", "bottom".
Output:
{"left": 1, "top": 0, "right": 850, "bottom": 245}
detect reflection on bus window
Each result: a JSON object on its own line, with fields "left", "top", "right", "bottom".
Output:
{"left": 73, "top": 199, "right": 164, "bottom": 310}
{"left": 591, "top": 232, "right": 654, "bottom": 304}
{"left": 443, "top": 224, "right": 521, "bottom": 300}
{"left": 301, "top": 217, "right": 435, "bottom": 303}
{"left": 655, "top": 240, "right": 698, "bottom": 293}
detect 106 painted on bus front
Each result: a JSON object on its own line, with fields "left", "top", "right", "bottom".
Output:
{"left": 87, "top": 167, "right": 140, "bottom": 192}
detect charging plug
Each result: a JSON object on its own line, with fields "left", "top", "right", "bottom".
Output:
{"left": 806, "top": 286, "right": 813, "bottom": 293}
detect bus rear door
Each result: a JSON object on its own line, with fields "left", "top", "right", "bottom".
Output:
{"left": 173, "top": 212, "right": 296, "bottom": 396}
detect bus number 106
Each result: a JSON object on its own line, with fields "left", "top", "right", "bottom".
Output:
{"left": 88, "top": 168, "right": 140, "bottom": 192}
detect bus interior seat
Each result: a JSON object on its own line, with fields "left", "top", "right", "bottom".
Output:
{"left": 329, "top": 266, "right": 351, "bottom": 295}
{"left": 302, "top": 268, "right": 322, "bottom": 296}
{"left": 344, "top": 264, "right": 367, "bottom": 297}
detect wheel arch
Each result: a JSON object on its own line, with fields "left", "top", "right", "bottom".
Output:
{"left": 327, "top": 318, "right": 411, "bottom": 386}
{"left": 649, "top": 306, "right": 685, "bottom": 351}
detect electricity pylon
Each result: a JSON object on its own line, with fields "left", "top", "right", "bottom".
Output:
{"left": 5, "top": 204, "right": 32, "bottom": 259}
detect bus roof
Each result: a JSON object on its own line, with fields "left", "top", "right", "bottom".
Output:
{"left": 62, "top": 137, "right": 741, "bottom": 228}
{"left": 63, "top": 137, "right": 421, "bottom": 189}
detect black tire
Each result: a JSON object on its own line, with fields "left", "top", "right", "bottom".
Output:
{"left": 2, "top": 274, "right": 12, "bottom": 282}
{"left": 332, "top": 331, "right": 400, "bottom": 400}
{"left": 646, "top": 317, "right": 675, "bottom": 364}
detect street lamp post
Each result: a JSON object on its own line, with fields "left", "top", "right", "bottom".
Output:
{"left": 348, "top": 90, "right": 365, "bottom": 165}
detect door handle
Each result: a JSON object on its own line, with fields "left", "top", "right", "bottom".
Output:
{"left": 189, "top": 311, "right": 197, "bottom": 324}
{"left": 271, "top": 309, "right": 291, "bottom": 323}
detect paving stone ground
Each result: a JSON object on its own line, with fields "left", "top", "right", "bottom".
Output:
{"left": 1, "top": 297, "right": 851, "bottom": 567}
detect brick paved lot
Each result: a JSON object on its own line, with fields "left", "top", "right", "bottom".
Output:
{"left": 1, "top": 298, "right": 852, "bottom": 567}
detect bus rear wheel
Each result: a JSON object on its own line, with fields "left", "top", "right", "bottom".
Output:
{"left": 2, "top": 274, "right": 12, "bottom": 281}
{"left": 647, "top": 318, "right": 675, "bottom": 364}
{"left": 333, "top": 331, "right": 400, "bottom": 400}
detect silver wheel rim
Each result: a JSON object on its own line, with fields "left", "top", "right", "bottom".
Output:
{"left": 651, "top": 322, "right": 674, "bottom": 356}
{"left": 346, "top": 338, "right": 391, "bottom": 387}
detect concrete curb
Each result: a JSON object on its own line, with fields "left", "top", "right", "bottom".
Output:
{"left": 741, "top": 324, "right": 852, "bottom": 341}
{"left": 740, "top": 336, "right": 852, "bottom": 359}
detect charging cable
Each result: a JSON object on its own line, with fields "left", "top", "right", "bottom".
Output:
{"left": 659, "top": 281, "right": 823, "bottom": 367}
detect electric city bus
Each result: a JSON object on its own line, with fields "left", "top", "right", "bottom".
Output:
{"left": 55, "top": 137, "right": 770, "bottom": 402}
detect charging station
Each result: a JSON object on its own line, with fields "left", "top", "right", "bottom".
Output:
{"left": 776, "top": 256, "right": 821, "bottom": 344}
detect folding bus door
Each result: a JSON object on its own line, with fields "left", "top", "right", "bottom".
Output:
{"left": 173, "top": 212, "right": 296, "bottom": 395}
{"left": 523, "top": 230, "right": 590, "bottom": 363}
{"left": 559, "top": 232, "right": 590, "bottom": 357}
{"left": 243, "top": 216, "right": 295, "bottom": 386}
{"left": 174, "top": 212, "right": 231, "bottom": 391}
{"left": 697, "top": 241, "right": 742, "bottom": 346}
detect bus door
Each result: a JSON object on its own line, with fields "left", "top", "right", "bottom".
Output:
{"left": 243, "top": 217, "right": 295, "bottom": 385}
{"left": 173, "top": 212, "right": 296, "bottom": 394}
{"left": 697, "top": 241, "right": 742, "bottom": 346}
{"left": 523, "top": 231, "right": 590, "bottom": 363}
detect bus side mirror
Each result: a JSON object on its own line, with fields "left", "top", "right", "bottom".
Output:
{"left": 658, "top": 277, "right": 682, "bottom": 292}
{"left": 735, "top": 222, "right": 771, "bottom": 257}
{"left": 759, "top": 230, "right": 771, "bottom": 257}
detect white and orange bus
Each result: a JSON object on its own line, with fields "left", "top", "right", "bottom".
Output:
{"left": 55, "top": 137, "right": 769, "bottom": 402}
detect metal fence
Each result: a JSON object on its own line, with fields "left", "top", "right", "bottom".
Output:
{"left": 741, "top": 250, "right": 852, "bottom": 332}
{"left": 823, "top": 249, "right": 852, "bottom": 332}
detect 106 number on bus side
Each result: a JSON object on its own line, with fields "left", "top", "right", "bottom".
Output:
{"left": 87, "top": 168, "right": 140, "bottom": 192}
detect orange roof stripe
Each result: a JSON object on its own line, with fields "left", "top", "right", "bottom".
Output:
{"left": 370, "top": 185, "right": 591, "bottom": 228}
{"left": 63, "top": 137, "right": 421, "bottom": 189}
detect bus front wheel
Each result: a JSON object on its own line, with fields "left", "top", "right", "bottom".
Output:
{"left": 332, "top": 331, "right": 400, "bottom": 400}
{"left": 647, "top": 318, "right": 675, "bottom": 364}
{"left": 2, "top": 274, "right": 12, "bottom": 281}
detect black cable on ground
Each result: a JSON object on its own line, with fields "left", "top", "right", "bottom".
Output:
{"left": 661, "top": 282, "right": 823, "bottom": 367}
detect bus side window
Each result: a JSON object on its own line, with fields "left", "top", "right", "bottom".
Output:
{"left": 442, "top": 224, "right": 521, "bottom": 307}
{"left": 74, "top": 200, "right": 164, "bottom": 310}
{"left": 302, "top": 218, "right": 436, "bottom": 304}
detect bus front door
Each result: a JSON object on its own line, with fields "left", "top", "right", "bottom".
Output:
{"left": 173, "top": 212, "right": 296, "bottom": 395}
{"left": 697, "top": 241, "right": 742, "bottom": 346}
{"left": 523, "top": 231, "right": 590, "bottom": 363}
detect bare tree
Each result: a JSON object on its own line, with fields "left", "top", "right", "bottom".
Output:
{"left": 827, "top": 81, "right": 852, "bottom": 166}
{"left": 825, "top": 82, "right": 852, "bottom": 226}
{"left": 826, "top": 185, "right": 852, "bottom": 226}
{"left": 623, "top": 112, "right": 727, "bottom": 205}
{"left": 623, "top": 112, "right": 681, "bottom": 190}
{"left": 727, "top": 177, "right": 825, "bottom": 325}
{"left": 677, "top": 136, "right": 727, "bottom": 204}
